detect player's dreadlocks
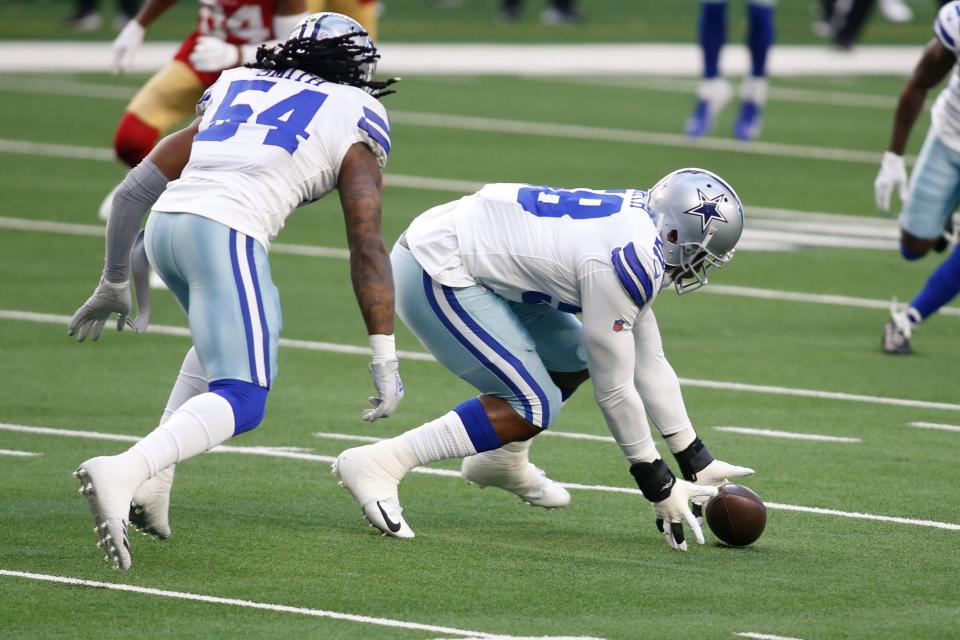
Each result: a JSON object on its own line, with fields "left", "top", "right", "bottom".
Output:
{"left": 249, "top": 33, "right": 398, "bottom": 99}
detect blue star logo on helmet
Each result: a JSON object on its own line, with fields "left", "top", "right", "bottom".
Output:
{"left": 683, "top": 188, "right": 728, "bottom": 232}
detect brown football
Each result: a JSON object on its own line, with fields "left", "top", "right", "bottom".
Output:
{"left": 704, "top": 484, "right": 766, "bottom": 547}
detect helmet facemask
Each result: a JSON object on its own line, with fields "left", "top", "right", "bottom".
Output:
{"left": 661, "top": 228, "right": 736, "bottom": 294}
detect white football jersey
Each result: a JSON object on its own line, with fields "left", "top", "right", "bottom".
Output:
{"left": 406, "top": 183, "right": 665, "bottom": 314}
{"left": 153, "top": 66, "right": 391, "bottom": 248}
{"left": 932, "top": 2, "right": 960, "bottom": 151}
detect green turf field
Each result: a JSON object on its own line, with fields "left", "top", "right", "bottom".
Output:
{"left": 2, "top": 64, "right": 960, "bottom": 639}
{"left": 0, "top": 0, "right": 944, "bottom": 44}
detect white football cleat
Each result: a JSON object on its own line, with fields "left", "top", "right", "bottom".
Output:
{"left": 74, "top": 456, "right": 137, "bottom": 571}
{"left": 130, "top": 464, "right": 175, "bottom": 539}
{"left": 332, "top": 443, "right": 415, "bottom": 538}
{"left": 883, "top": 299, "right": 920, "bottom": 355}
{"left": 461, "top": 441, "right": 571, "bottom": 509}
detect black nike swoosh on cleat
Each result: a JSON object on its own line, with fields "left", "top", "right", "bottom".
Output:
{"left": 376, "top": 501, "right": 402, "bottom": 533}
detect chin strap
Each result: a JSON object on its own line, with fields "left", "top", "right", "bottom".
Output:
{"left": 129, "top": 229, "right": 152, "bottom": 333}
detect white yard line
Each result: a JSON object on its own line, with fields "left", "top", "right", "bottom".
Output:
{"left": 0, "top": 105, "right": 895, "bottom": 166}
{"left": 6, "top": 421, "right": 960, "bottom": 532}
{"left": 713, "top": 427, "right": 861, "bottom": 443}
{"left": 909, "top": 421, "right": 960, "bottom": 433}
{"left": 0, "top": 448, "right": 42, "bottom": 457}
{"left": 734, "top": 633, "right": 804, "bottom": 640}
{"left": 312, "top": 430, "right": 617, "bottom": 445}
{"left": 552, "top": 76, "right": 897, "bottom": 110}
{"left": 0, "top": 569, "right": 594, "bottom": 640}
{"left": 0, "top": 209, "right": 904, "bottom": 254}
{"left": 0, "top": 215, "right": 349, "bottom": 259}
{"left": 2, "top": 308, "right": 957, "bottom": 410}
{"left": 704, "top": 284, "right": 960, "bottom": 317}
{"left": 388, "top": 111, "right": 889, "bottom": 164}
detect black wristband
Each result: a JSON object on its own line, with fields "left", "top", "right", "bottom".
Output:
{"left": 629, "top": 459, "right": 676, "bottom": 502}
{"left": 674, "top": 438, "right": 715, "bottom": 481}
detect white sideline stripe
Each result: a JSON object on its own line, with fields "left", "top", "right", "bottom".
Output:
{"left": 0, "top": 42, "right": 923, "bottom": 76}
{"left": 704, "top": 284, "right": 960, "bottom": 317}
{"left": 0, "top": 448, "right": 42, "bottom": 457}
{"left": 3, "top": 308, "right": 959, "bottom": 410}
{"left": 909, "top": 421, "right": 960, "bottom": 433}
{"left": 734, "top": 633, "right": 804, "bottom": 640}
{"left": 0, "top": 569, "right": 547, "bottom": 639}
{"left": 6, "top": 422, "right": 960, "bottom": 531}
{"left": 713, "top": 427, "right": 861, "bottom": 443}
{"left": 389, "top": 111, "right": 890, "bottom": 165}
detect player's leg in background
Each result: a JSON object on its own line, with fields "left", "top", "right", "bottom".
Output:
{"left": 333, "top": 241, "right": 565, "bottom": 537}
{"left": 460, "top": 303, "right": 589, "bottom": 508}
{"left": 686, "top": 0, "right": 733, "bottom": 138}
{"left": 75, "top": 213, "right": 281, "bottom": 570}
{"left": 734, "top": 0, "right": 775, "bottom": 141}
{"left": 500, "top": 0, "right": 522, "bottom": 22}
{"left": 68, "top": 0, "right": 103, "bottom": 31}
{"left": 831, "top": 0, "right": 877, "bottom": 49}
{"left": 883, "top": 129, "right": 960, "bottom": 353}
{"left": 541, "top": 0, "right": 582, "bottom": 26}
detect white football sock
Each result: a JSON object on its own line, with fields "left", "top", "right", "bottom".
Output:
{"left": 161, "top": 347, "right": 207, "bottom": 425}
{"left": 403, "top": 410, "right": 478, "bottom": 466}
{"left": 124, "top": 392, "right": 235, "bottom": 482}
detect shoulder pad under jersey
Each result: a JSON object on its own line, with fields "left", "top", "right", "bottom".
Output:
{"left": 935, "top": 2, "right": 960, "bottom": 55}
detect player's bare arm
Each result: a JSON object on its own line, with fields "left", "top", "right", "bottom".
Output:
{"left": 338, "top": 142, "right": 394, "bottom": 337}
{"left": 889, "top": 39, "right": 956, "bottom": 155}
{"left": 147, "top": 118, "right": 200, "bottom": 180}
{"left": 338, "top": 141, "right": 404, "bottom": 422}
{"left": 133, "top": 0, "right": 180, "bottom": 28}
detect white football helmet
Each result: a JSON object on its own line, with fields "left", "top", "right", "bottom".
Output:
{"left": 647, "top": 168, "right": 744, "bottom": 294}
{"left": 287, "top": 12, "right": 377, "bottom": 85}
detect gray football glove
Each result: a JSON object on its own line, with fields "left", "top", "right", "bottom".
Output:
{"left": 362, "top": 359, "right": 404, "bottom": 422}
{"left": 68, "top": 277, "right": 133, "bottom": 342}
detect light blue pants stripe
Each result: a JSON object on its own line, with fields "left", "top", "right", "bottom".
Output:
{"left": 900, "top": 129, "right": 960, "bottom": 240}
{"left": 393, "top": 243, "right": 586, "bottom": 428}
{"left": 145, "top": 212, "right": 282, "bottom": 386}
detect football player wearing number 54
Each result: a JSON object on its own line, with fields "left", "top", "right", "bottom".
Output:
{"left": 334, "top": 170, "right": 755, "bottom": 552}
{"left": 69, "top": 14, "right": 400, "bottom": 571}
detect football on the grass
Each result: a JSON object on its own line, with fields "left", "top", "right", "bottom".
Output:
{"left": 704, "top": 484, "right": 766, "bottom": 547}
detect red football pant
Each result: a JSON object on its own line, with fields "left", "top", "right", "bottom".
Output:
{"left": 114, "top": 112, "right": 161, "bottom": 167}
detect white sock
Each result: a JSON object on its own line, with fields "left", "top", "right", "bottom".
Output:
{"left": 124, "top": 392, "right": 235, "bottom": 482}
{"left": 661, "top": 422, "right": 697, "bottom": 454}
{"left": 740, "top": 76, "right": 768, "bottom": 105}
{"left": 161, "top": 347, "right": 207, "bottom": 425}
{"left": 403, "top": 410, "right": 478, "bottom": 466}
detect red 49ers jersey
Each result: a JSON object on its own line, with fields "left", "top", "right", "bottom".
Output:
{"left": 197, "top": 0, "right": 280, "bottom": 45}
{"left": 174, "top": 0, "right": 281, "bottom": 86}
